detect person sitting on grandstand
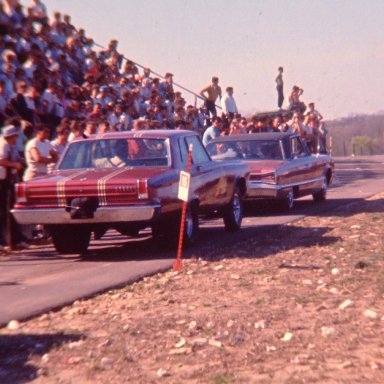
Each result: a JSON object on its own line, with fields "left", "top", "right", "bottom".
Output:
{"left": 221, "top": 86, "right": 238, "bottom": 121}
{"left": 94, "top": 86, "right": 113, "bottom": 108}
{"left": 159, "top": 72, "right": 174, "bottom": 98}
{"left": 108, "top": 103, "right": 131, "bottom": 131}
{"left": 200, "top": 76, "right": 222, "bottom": 118}
{"left": 28, "top": 0, "right": 48, "bottom": 23}
{"left": 288, "top": 86, "right": 306, "bottom": 113}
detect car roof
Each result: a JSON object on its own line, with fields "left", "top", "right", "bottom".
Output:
{"left": 209, "top": 132, "right": 297, "bottom": 143}
{"left": 73, "top": 129, "right": 197, "bottom": 142}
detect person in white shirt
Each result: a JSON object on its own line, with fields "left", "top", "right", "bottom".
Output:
{"left": 24, "top": 125, "right": 57, "bottom": 181}
{"left": 108, "top": 104, "right": 131, "bottom": 131}
{"left": 48, "top": 125, "right": 69, "bottom": 173}
{"left": 221, "top": 86, "right": 238, "bottom": 120}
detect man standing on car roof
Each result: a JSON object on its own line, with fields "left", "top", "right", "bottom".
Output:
{"left": 276, "top": 66, "right": 284, "bottom": 109}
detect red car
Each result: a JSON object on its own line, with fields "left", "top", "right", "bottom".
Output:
{"left": 206, "top": 132, "right": 334, "bottom": 210}
{"left": 12, "top": 130, "right": 248, "bottom": 254}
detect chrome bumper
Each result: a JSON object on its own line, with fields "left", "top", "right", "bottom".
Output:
{"left": 11, "top": 205, "right": 161, "bottom": 225}
{"left": 245, "top": 182, "right": 284, "bottom": 199}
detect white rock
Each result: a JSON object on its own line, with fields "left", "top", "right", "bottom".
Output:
{"left": 281, "top": 332, "right": 293, "bottom": 342}
{"left": 7, "top": 320, "right": 20, "bottom": 330}
{"left": 188, "top": 320, "right": 197, "bottom": 330}
{"left": 214, "top": 265, "right": 224, "bottom": 271}
{"left": 191, "top": 338, "right": 207, "bottom": 346}
{"left": 339, "top": 299, "right": 353, "bottom": 310}
{"left": 206, "top": 321, "right": 215, "bottom": 329}
{"left": 101, "top": 357, "right": 114, "bottom": 366}
{"left": 226, "top": 320, "right": 234, "bottom": 328}
{"left": 321, "top": 326, "right": 335, "bottom": 337}
{"left": 364, "top": 309, "right": 379, "bottom": 319}
{"left": 175, "top": 338, "right": 186, "bottom": 348}
{"left": 302, "top": 279, "right": 313, "bottom": 286}
{"left": 157, "top": 368, "right": 170, "bottom": 377}
{"left": 230, "top": 274, "right": 240, "bottom": 280}
{"left": 169, "top": 347, "right": 191, "bottom": 355}
{"left": 41, "top": 354, "right": 50, "bottom": 363}
{"left": 331, "top": 268, "right": 340, "bottom": 275}
{"left": 208, "top": 339, "right": 222, "bottom": 348}
{"left": 266, "top": 345, "right": 276, "bottom": 352}
{"left": 254, "top": 320, "right": 267, "bottom": 330}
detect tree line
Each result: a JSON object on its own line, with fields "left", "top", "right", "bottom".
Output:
{"left": 326, "top": 114, "right": 384, "bottom": 156}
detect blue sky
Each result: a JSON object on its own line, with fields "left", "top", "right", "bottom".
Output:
{"left": 23, "top": 0, "right": 384, "bottom": 119}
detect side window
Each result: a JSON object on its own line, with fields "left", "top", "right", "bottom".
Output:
{"left": 178, "top": 137, "right": 189, "bottom": 167}
{"left": 185, "top": 135, "right": 211, "bottom": 164}
{"left": 291, "top": 137, "right": 308, "bottom": 158}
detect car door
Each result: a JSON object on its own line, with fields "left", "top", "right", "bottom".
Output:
{"left": 289, "top": 136, "right": 317, "bottom": 195}
{"left": 181, "top": 135, "right": 227, "bottom": 208}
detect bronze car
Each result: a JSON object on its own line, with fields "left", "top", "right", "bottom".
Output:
{"left": 206, "top": 132, "right": 334, "bottom": 210}
{"left": 12, "top": 130, "right": 248, "bottom": 254}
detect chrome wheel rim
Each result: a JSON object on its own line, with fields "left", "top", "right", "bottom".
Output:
{"left": 232, "top": 194, "right": 242, "bottom": 224}
{"left": 185, "top": 210, "right": 194, "bottom": 239}
{"left": 287, "top": 190, "right": 294, "bottom": 209}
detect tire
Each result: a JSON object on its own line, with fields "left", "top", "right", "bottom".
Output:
{"left": 152, "top": 203, "right": 199, "bottom": 247}
{"left": 279, "top": 188, "right": 294, "bottom": 211}
{"left": 183, "top": 204, "right": 199, "bottom": 246}
{"left": 223, "top": 188, "right": 243, "bottom": 232}
{"left": 50, "top": 225, "right": 91, "bottom": 254}
{"left": 312, "top": 177, "right": 328, "bottom": 203}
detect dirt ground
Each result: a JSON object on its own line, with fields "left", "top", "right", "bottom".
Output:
{"left": 1, "top": 194, "right": 384, "bottom": 384}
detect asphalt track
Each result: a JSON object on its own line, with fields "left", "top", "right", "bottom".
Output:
{"left": 0, "top": 156, "right": 383, "bottom": 327}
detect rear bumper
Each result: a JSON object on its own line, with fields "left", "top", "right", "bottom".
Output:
{"left": 11, "top": 205, "right": 161, "bottom": 225}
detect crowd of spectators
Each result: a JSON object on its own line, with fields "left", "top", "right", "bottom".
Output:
{"left": 0, "top": 0, "right": 215, "bottom": 150}
{"left": 0, "top": 0, "right": 326, "bottom": 250}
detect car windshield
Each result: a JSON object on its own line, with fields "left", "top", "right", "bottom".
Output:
{"left": 59, "top": 138, "right": 171, "bottom": 170}
{"left": 207, "top": 140, "right": 283, "bottom": 161}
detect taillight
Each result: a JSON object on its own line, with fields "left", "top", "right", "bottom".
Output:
{"left": 15, "top": 183, "right": 27, "bottom": 203}
{"left": 137, "top": 179, "right": 148, "bottom": 199}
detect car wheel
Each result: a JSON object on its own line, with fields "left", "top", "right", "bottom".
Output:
{"left": 313, "top": 177, "right": 328, "bottom": 203}
{"left": 50, "top": 225, "right": 91, "bottom": 254}
{"left": 223, "top": 187, "right": 243, "bottom": 232}
{"left": 183, "top": 203, "right": 199, "bottom": 246}
{"left": 152, "top": 203, "right": 199, "bottom": 247}
{"left": 279, "top": 188, "right": 294, "bottom": 211}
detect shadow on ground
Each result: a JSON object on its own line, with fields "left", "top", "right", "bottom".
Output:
{"left": 0, "top": 333, "right": 82, "bottom": 383}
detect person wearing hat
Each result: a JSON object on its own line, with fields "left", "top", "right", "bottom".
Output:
{"left": 0, "top": 125, "right": 27, "bottom": 252}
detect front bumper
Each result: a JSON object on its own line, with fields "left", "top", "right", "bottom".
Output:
{"left": 11, "top": 205, "right": 161, "bottom": 225}
{"left": 245, "top": 182, "right": 286, "bottom": 200}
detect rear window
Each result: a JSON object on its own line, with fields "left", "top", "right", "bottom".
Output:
{"left": 207, "top": 140, "right": 283, "bottom": 161}
{"left": 59, "top": 138, "right": 171, "bottom": 170}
